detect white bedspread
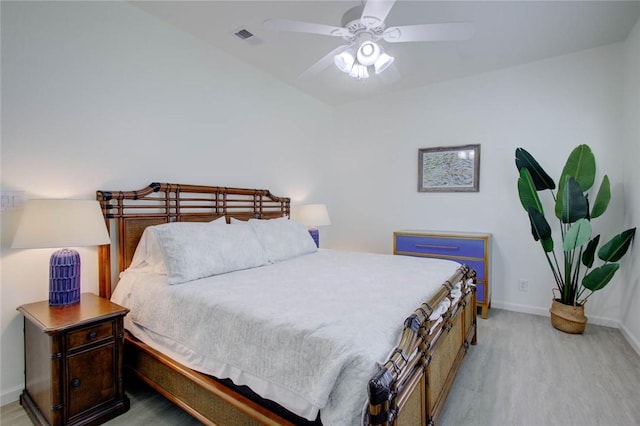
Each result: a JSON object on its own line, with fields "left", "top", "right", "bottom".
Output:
{"left": 111, "top": 249, "right": 460, "bottom": 426}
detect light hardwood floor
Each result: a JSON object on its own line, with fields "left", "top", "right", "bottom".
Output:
{"left": 3, "top": 309, "right": 639, "bottom": 425}
{"left": 440, "top": 309, "right": 640, "bottom": 426}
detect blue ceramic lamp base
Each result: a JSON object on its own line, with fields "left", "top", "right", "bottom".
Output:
{"left": 49, "top": 248, "right": 81, "bottom": 306}
{"left": 308, "top": 228, "right": 320, "bottom": 248}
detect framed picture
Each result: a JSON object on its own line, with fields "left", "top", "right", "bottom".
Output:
{"left": 418, "top": 144, "right": 480, "bottom": 192}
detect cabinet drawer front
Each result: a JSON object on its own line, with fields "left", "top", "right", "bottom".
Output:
{"left": 67, "top": 343, "right": 116, "bottom": 419}
{"left": 476, "top": 282, "right": 486, "bottom": 304}
{"left": 67, "top": 322, "right": 114, "bottom": 350}
{"left": 395, "top": 235, "right": 485, "bottom": 259}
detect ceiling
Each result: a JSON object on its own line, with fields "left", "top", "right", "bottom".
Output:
{"left": 132, "top": 1, "right": 640, "bottom": 106}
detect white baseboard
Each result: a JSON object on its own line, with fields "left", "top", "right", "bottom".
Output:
{"left": 491, "top": 301, "right": 620, "bottom": 328}
{"left": 491, "top": 301, "right": 640, "bottom": 357}
{"left": 491, "top": 301, "right": 549, "bottom": 318}
{"left": 1, "top": 384, "right": 22, "bottom": 406}
{"left": 619, "top": 322, "right": 640, "bottom": 356}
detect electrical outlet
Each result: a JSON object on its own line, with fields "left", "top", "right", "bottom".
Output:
{"left": 0, "top": 191, "right": 25, "bottom": 211}
{"left": 518, "top": 279, "right": 529, "bottom": 292}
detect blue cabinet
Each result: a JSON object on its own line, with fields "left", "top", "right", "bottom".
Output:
{"left": 394, "top": 230, "right": 491, "bottom": 318}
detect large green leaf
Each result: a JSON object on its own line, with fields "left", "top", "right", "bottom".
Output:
{"left": 555, "top": 145, "right": 596, "bottom": 219}
{"left": 590, "top": 175, "right": 611, "bottom": 219}
{"left": 528, "top": 206, "right": 554, "bottom": 252}
{"left": 581, "top": 235, "right": 600, "bottom": 268}
{"left": 515, "top": 148, "right": 555, "bottom": 191}
{"left": 561, "top": 144, "right": 596, "bottom": 191}
{"left": 598, "top": 228, "right": 636, "bottom": 262}
{"left": 518, "top": 168, "right": 544, "bottom": 213}
{"left": 582, "top": 263, "right": 620, "bottom": 292}
{"left": 560, "top": 177, "right": 589, "bottom": 224}
{"left": 563, "top": 219, "right": 592, "bottom": 251}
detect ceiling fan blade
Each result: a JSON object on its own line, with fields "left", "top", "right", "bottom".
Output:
{"left": 361, "top": 0, "right": 397, "bottom": 23}
{"left": 264, "top": 18, "right": 351, "bottom": 37}
{"left": 298, "top": 45, "right": 350, "bottom": 81}
{"left": 383, "top": 22, "right": 475, "bottom": 43}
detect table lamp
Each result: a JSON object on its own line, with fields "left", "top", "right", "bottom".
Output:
{"left": 297, "top": 204, "right": 331, "bottom": 247}
{"left": 12, "top": 199, "right": 110, "bottom": 306}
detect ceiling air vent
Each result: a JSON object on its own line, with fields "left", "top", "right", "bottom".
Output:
{"left": 233, "top": 27, "right": 263, "bottom": 46}
{"left": 234, "top": 29, "right": 254, "bottom": 40}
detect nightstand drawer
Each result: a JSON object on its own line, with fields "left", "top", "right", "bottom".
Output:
{"left": 395, "top": 234, "right": 485, "bottom": 259}
{"left": 67, "top": 321, "right": 114, "bottom": 350}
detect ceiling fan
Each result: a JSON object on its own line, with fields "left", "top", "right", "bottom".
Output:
{"left": 263, "top": 0, "right": 474, "bottom": 81}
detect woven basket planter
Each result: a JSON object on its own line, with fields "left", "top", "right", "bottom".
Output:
{"left": 549, "top": 298, "right": 587, "bottom": 334}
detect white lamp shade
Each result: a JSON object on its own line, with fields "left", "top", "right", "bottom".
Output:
{"left": 349, "top": 63, "right": 369, "bottom": 79}
{"left": 357, "top": 41, "right": 381, "bottom": 66}
{"left": 296, "top": 204, "right": 331, "bottom": 227}
{"left": 374, "top": 52, "right": 395, "bottom": 74}
{"left": 12, "top": 199, "right": 110, "bottom": 249}
{"left": 334, "top": 49, "right": 355, "bottom": 73}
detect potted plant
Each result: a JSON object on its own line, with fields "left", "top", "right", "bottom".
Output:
{"left": 515, "top": 144, "right": 636, "bottom": 333}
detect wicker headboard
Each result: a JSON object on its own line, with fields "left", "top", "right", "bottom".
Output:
{"left": 96, "top": 182, "right": 290, "bottom": 298}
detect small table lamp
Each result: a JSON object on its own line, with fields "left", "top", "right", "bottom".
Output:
{"left": 297, "top": 204, "right": 331, "bottom": 247}
{"left": 12, "top": 199, "right": 110, "bottom": 306}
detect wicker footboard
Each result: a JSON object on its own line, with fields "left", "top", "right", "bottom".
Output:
{"left": 368, "top": 265, "right": 477, "bottom": 426}
{"left": 124, "top": 333, "right": 299, "bottom": 426}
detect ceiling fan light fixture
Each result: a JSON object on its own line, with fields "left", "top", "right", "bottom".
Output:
{"left": 374, "top": 52, "right": 394, "bottom": 74}
{"left": 266, "top": 2, "right": 476, "bottom": 83}
{"left": 334, "top": 49, "right": 355, "bottom": 73}
{"left": 348, "top": 62, "right": 369, "bottom": 79}
{"left": 356, "top": 41, "right": 381, "bottom": 66}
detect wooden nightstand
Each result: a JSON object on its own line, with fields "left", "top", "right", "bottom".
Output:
{"left": 394, "top": 230, "right": 492, "bottom": 319}
{"left": 17, "top": 293, "right": 130, "bottom": 426}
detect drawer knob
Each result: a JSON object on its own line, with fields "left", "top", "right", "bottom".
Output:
{"left": 87, "top": 331, "right": 98, "bottom": 340}
{"left": 71, "top": 378, "right": 81, "bottom": 388}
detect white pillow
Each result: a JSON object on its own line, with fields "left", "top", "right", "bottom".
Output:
{"left": 210, "top": 216, "right": 228, "bottom": 225}
{"left": 248, "top": 217, "right": 317, "bottom": 263}
{"left": 147, "top": 222, "right": 269, "bottom": 285}
{"left": 129, "top": 217, "right": 227, "bottom": 274}
{"left": 129, "top": 226, "right": 169, "bottom": 275}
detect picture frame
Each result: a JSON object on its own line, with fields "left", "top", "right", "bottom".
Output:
{"left": 418, "top": 144, "right": 480, "bottom": 192}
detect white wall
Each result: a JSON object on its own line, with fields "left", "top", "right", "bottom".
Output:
{"left": 620, "top": 19, "right": 640, "bottom": 353}
{"left": 2, "top": 1, "right": 638, "bottom": 405}
{"left": 0, "top": 2, "right": 332, "bottom": 404}
{"left": 324, "top": 43, "right": 630, "bottom": 326}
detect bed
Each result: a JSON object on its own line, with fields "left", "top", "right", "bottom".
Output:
{"left": 96, "top": 182, "right": 477, "bottom": 426}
